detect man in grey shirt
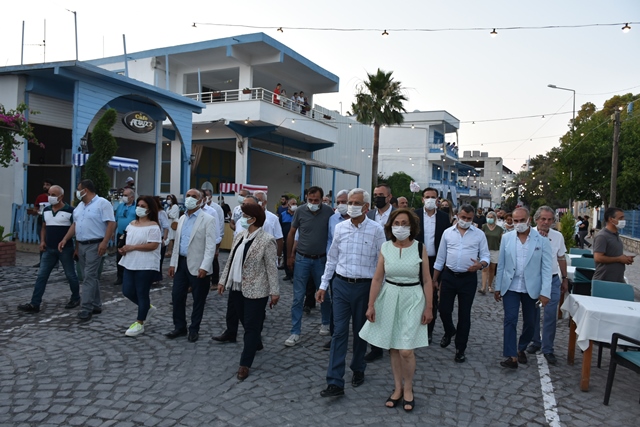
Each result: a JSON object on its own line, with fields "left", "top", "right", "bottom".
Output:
{"left": 593, "top": 207, "right": 635, "bottom": 283}
{"left": 285, "top": 186, "right": 333, "bottom": 346}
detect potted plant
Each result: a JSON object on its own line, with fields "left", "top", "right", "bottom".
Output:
{"left": 0, "top": 225, "right": 16, "bottom": 266}
{"left": 242, "top": 88, "right": 251, "bottom": 94}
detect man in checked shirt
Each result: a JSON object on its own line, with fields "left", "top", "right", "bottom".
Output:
{"left": 316, "top": 188, "right": 386, "bottom": 398}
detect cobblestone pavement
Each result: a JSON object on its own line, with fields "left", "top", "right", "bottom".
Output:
{"left": 1, "top": 247, "right": 639, "bottom": 427}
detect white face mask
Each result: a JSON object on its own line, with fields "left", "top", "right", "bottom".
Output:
{"left": 48, "top": 196, "right": 59, "bottom": 205}
{"left": 515, "top": 222, "right": 529, "bottom": 233}
{"left": 336, "top": 204, "right": 348, "bottom": 215}
{"left": 121, "top": 196, "right": 128, "bottom": 204}
{"left": 76, "top": 190, "right": 86, "bottom": 200}
{"left": 184, "top": 196, "right": 199, "bottom": 211}
{"left": 136, "top": 207, "right": 148, "bottom": 217}
{"left": 237, "top": 195, "right": 245, "bottom": 204}
{"left": 258, "top": 201, "right": 264, "bottom": 207}
{"left": 614, "top": 219, "right": 626, "bottom": 230}
{"left": 166, "top": 200, "right": 172, "bottom": 206}
{"left": 239, "top": 217, "right": 253, "bottom": 229}
{"left": 347, "top": 205, "right": 363, "bottom": 218}
{"left": 392, "top": 225, "right": 411, "bottom": 241}
{"left": 289, "top": 205, "right": 298, "bottom": 211}
{"left": 457, "top": 219, "right": 471, "bottom": 229}
{"left": 424, "top": 198, "right": 437, "bottom": 210}
{"left": 308, "top": 203, "right": 320, "bottom": 212}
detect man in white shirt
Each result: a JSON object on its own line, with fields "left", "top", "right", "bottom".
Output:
{"left": 433, "top": 204, "right": 490, "bottom": 363}
{"left": 316, "top": 188, "right": 386, "bottom": 398}
{"left": 252, "top": 191, "right": 284, "bottom": 259}
{"left": 494, "top": 207, "right": 552, "bottom": 369}
{"left": 201, "top": 189, "right": 225, "bottom": 285}
{"left": 230, "top": 189, "right": 251, "bottom": 236}
{"left": 526, "top": 206, "right": 568, "bottom": 365}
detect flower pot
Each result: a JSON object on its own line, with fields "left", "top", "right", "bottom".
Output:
{"left": 0, "top": 241, "right": 17, "bottom": 267}
{"left": 242, "top": 89, "right": 251, "bottom": 94}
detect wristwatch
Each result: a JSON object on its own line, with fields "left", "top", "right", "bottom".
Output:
{"left": 562, "top": 276, "right": 568, "bottom": 280}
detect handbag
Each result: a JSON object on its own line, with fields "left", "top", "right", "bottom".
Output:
{"left": 117, "top": 231, "right": 127, "bottom": 249}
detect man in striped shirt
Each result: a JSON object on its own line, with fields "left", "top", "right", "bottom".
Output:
{"left": 316, "top": 188, "right": 386, "bottom": 397}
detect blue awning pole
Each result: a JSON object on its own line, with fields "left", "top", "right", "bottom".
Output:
{"left": 300, "top": 164, "right": 306, "bottom": 200}
{"left": 122, "top": 34, "right": 128, "bottom": 77}
{"left": 197, "top": 68, "right": 201, "bottom": 102}
{"left": 331, "top": 169, "right": 336, "bottom": 204}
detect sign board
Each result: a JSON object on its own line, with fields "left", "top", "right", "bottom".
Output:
{"left": 122, "top": 111, "right": 155, "bottom": 134}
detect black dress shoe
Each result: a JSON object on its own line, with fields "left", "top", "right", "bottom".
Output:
{"left": 212, "top": 332, "right": 237, "bottom": 343}
{"left": 500, "top": 358, "right": 518, "bottom": 369}
{"left": 351, "top": 371, "right": 365, "bottom": 387}
{"left": 526, "top": 344, "right": 541, "bottom": 354}
{"left": 188, "top": 332, "right": 199, "bottom": 342}
{"left": 440, "top": 335, "right": 452, "bottom": 348}
{"left": 77, "top": 310, "right": 92, "bottom": 322}
{"left": 517, "top": 351, "right": 528, "bottom": 364}
{"left": 323, "top": 340, "right": 331, "bottom": 351}
{"left": 64, "top": 299, "right": 81, "bottom": 309}
{"left": 320, "top": 384, "right": 344, "bottom": 398}
{"left": 17, "top": 303, "right": 40, "bottom": 313}
{"left": 113, "top": 279, "right": 122, "bottom": 286}
{"left": 257, "top": 342, "right": 264, "bottom": 351}
{"left": 454, "top": 352, "right": 466, "bottom": 363}
{"left": 92, "top": 307, "right": 102, "bottom": 315}
{"left": 364, "top": 350, "right": 383, "bottom": 362}
{"left": 165, "top": 329, "right": 187, "bottom": 339}
{"left": 544, "top": 353, "right": 557, "bottom": 365}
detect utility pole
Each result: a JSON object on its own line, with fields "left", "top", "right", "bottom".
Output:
{"left": 609, "top": 109, "right": 621, "bottom": 207}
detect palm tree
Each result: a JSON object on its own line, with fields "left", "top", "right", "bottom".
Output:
{"left": 351, "top": 69, "right": 407, "bottom": 187}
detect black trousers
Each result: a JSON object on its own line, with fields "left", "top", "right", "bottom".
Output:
{"left": 210, "top": 256, "right": 220, "bottom": 284}
{"left": 281, "top": 222, "right": 292, "bottom": 278}
{"left": 172, "top": 256, "right": 211, "bottom": 334}
{"left": 438, "top": 269, "right": 477, "bottom": 353}
{"left": 228, "top": 290, "right": 268, "bottom": 368}
{"left": 427, "top": 256, "right": 439, "bottom": 340}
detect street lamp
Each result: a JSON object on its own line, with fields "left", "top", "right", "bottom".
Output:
{"left": 548, "top": 84, "right": 575, "bottom": 214}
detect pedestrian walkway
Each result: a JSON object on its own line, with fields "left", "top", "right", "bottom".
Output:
{"left": 0, "top": 249, "right": 639, "bottom": 426}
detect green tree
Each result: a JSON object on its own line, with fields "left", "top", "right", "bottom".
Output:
{"left": 378, "top": 171, "right": 422, "bottom": 207}
{"left": 0, "top": 103, "right": 39, "bottom": 168}
{"left": 351, "top": 69, "right": 407, "bottom": 187}
{"left": 558, "top": 212, "right": 576, "bottom": 251}
{"left": 84, "top": 109, "right": 118, "bottom": 197}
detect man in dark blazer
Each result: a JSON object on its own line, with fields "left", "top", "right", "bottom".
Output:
{"left": 364, "top": 184, "right": 396, "bottom": 362}
{"left": 414, "top": 187, "right": 451, "bottom": 343}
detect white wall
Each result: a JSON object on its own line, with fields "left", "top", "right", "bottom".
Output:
{"left": 377, "top": 126, "right": 431, "bottom": 188}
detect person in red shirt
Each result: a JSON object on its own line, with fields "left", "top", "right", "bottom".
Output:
{"left": 273, "top": 83, "right": 282, "bottom": 105}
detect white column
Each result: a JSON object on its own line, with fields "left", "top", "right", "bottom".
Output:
{"left": 170, "top": 140, "right": 181, "bottom": 197}
{"left": 235, "top": 137, "right": 248, "bottom": 185}
{"left": 238, "top": 65, "right": 253, "bottom": 89}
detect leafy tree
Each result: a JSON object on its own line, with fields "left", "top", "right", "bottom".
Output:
{"left": 84, "top": 109, "right": 118, "bottom": 197}
{"left": 558, "top": 212, "right": 576, "bottom": 251}
{"left": 351, "top": 69, "right": 407, "bottom": 188}
{"left": 379, "top": 171, "right": 422, "bottom": 207}
{"left": 0, "top": 103, "right": 39, "bottom": 168}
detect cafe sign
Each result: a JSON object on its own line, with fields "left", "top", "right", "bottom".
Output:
{"left": 122, "top": 111, "right": 155, "bottom": 134}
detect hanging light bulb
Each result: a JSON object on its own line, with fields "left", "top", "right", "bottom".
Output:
{"left": 277, "top": 27, "right": 284, "bottom": 33}
{"left": 361, "top": 148, "right": 365, "bottom": 152}
{"left": 291, "top": 118, "right": 295, "bottom": 123}
{"left": 348, "top": 123, "right": 352, "bottom": 128}
{"left": 397, "top": 148, "right": 400, "bottom": 152}
{"left": 622, "top": 23, "right": 631, "bottom": 33}
{"left": 490, "top": 28, "right": 497, "bottom": 37}
{"left": 368, "top": 155, "right": 371, "bottom": 158}
{"left": 411, "top": 124, "right": 415, "bottom": 129}
{"left": 472, "top": 121, "right": 475, "bottom": 125}
{"left": 205, "top": 129, "right": 209, "bottom": 133}
{"left": 541, "top": 115, "right": 545, "bottom": 119}
{"left": 192, "top": 23, "right": 197, "bottom": 28}
{"left": 244, "top": 118, "right": 249, "bottom": 124}
{"left": 382, "top": 30, "right": 389, "bottom": 37}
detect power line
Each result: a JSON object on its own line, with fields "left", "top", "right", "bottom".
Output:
{"left": 578, "top": 84, "right": 640, "bottom": 96}
{"left": 461, "top": 111, "right": 573, "bottom": 124}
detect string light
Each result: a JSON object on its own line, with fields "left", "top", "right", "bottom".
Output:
{"left": 490, "top": 28, "right": 498, "bottom": 37}
{"left": 411, "top": 124, "right": 415, "bottom": 129}
{"left": 244, "top": 118, "right": 249, "bottom": 124}
{"left": 622, "top": 23, "right": 631, "bottom": 33}
{"left": 382, "top": 30, "right": 389, "bottom": 37}
{"left": 277, "top": 27, "right": 283, "bottom": 33}
{"left": 348, "top": 123, "right": 352, "bottom": 128}
{"left": 192, "top": 22, "right": 197, "bottom": 28}
{"left": 205, "top": 129, "right": 209, "bottom": 133}
{"left": 291, "top": 119, "right": 295, "bottom": 123}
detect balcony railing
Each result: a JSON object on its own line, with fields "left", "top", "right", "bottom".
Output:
{"left": 183, "top": 87, "right": 336, "bottom": 123}
{"left": 428, "top": 143, "right": 458, "bottom": 158}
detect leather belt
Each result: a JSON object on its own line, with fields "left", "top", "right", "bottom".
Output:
{"left": 76, "top": 239, "right": 102, "bottom": 245}
{"left": 444, "top": 267, "right": 475, "bottom": 278}
{"left": 336, "top": 274, "right": 371, "bottom": 284}
{"left": 297, "top": 251, "right": 326, "bottom": 260}
{"left": 552, "top": 274, "right": 559, "bottom": 278}
{"left": 386, "top": 279, "right": 420, "bottom": 287}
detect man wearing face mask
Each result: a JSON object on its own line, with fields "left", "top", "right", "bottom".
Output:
{"left": 316, "top": 188, "right": 386, "bottom": 397}
{"left": 285, "top": 186, "right": 333, "bottom": 347}
{"left": 114, "top": 187, "right": 138, "bottom": 286}
{"left": 252, "top": 191, "right": 284, "bottom": 261}
{"left": 231, "top": 189, "right": 251, "bottom": 236}
{"left": 200, "top": 189, "right": 224, "bottom": 287}
{"left": 414, "top": 187, "right": 451, "bottom": 344}
{"left": 432, "top": 204, "right": 490, "bottom": 363}
{"left": 280, "top": 198, "right": 298, "bottom": 281}
{"left": 494, "top": 207, "right": 552, "bottom": 369}
{"left": 167, "top": 189, "right": 218, "bottom": 342}
{"left": 18, "top": 185, "right": 81, "bottom": 313}
{"left": 593, "top": 207, "right": 635, "bottom": 283}
{"left": 58, "top": 180, "right": 116, "bottom": 322}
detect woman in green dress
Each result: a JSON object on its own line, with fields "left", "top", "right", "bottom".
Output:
{"left": 359, "top": 209, "right": 433, "bottom": 412}
{"left": 480, "top": 211, "right": 504, "bottom": 294}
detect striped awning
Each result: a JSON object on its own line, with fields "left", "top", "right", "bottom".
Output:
{"left": 72, "top": 154, "right": 139, "bottom": 171}
{"left": 219, "top": 183, "right": 268, "bottom": 194}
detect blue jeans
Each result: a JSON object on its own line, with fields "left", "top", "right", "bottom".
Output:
{"left": 326, "top": 276, "right": 370, "bottom": 388}
{"left": 290, "top": 253, "right": 330, "bottom": 335}
{"left": 31, "top": 246, "right": 80, "bottom": 306}
{"left": 502, "top": 290, "right": 537, "bottom": 357}
{"left": 122, "top": 269, "right": 154, "bottom": 321}
{"left": 531, "top": 274, "right": 561, "bottom": 354}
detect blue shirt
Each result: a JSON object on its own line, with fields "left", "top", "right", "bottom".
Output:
{"left": 115, "top": 202, "right": 137, "bottom": 235}
{"left": 179, "top": 209, "right": 201, "bottom": 257}
{"left": 73, "top": 196, "right": 115, "bottom": 241}
{"left": 281, "top": 209, "right": 294, "bottom": 224}
{"left": 434, "top": 225, "right": 491, "bottom": 273}
{"left": 327, "top": 211, "right": 348, "bottom": 253}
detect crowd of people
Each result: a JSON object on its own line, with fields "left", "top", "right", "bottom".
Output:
{"left": 16, "top": 178, "right": 635, "bottom": 411}
{"left": 273, "top": 83, "right": 310, "bottom": 114}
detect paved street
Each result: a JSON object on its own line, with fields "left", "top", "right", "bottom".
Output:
{"left": 1, "top": 246, "right": 639, "bottom": 427}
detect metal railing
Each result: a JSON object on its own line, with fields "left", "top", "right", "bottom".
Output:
{"left": 183, "top": 87, "right": 336, "bottom": 124}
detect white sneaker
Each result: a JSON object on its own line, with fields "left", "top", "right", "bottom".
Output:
{"left": 146, "top": 305, "right": 157, "bottom": 323}
{"left": 125, "top": 322, "right": 144, "bottom": 337}
{"left": 284, "top": 334, "right": 300, "bottom": 347}
{"left": 319, "top": 324, "right": 330, "bottom": 336}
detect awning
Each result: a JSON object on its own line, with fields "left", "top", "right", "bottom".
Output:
{"left": 72, "top": 154, "right": 139, "bottom": 171}
{"left": 219, "top": 183, "right": 269, "bottom": 193}
{"left": 250, "top": 147, "right": 359, "bottom": 176}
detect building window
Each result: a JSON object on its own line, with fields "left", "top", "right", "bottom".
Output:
{"left": 432, "top": 164, "right": 442, "bottom": 181}
{"left": 160, "top": 142, "right": 171, "bottom": 193}
{"left": 192, "top": 146, "right": 235, "bottom": 191}
{"left": 433, "top": 131, "right": 444, "bottom": 145}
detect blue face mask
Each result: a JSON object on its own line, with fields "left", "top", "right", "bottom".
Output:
{"left": 239, "top": 217, "right": 253, "bottom": 229}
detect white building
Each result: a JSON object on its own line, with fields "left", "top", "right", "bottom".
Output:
{"left": 459, "top": 151, "right": 516, "bottom": 209}
{"left": 377, "top": 110, "right": 475, "bottom": 205}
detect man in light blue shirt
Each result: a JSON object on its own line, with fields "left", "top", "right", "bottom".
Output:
{"left": 58, "top": 179, "right": 116, "bottom": 322}
{"left": 432, "top": 204, "right": 490, "bottom": 363}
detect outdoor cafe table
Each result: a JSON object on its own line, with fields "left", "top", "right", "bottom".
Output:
{"left": 560, "top": 294, "right": 640, "bottom": 391}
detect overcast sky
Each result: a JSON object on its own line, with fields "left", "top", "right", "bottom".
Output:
{"left": 2, "top": 0, "right": 638, "bottom": 171}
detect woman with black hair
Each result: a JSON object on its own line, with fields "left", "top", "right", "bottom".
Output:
{"left": 118, "top": 195, "right": 162, "bottom": 337}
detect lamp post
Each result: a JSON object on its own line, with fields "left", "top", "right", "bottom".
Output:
{"left": 548, "top": 84, "right": 575, "bottom": 214}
